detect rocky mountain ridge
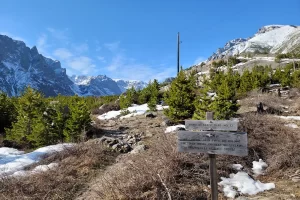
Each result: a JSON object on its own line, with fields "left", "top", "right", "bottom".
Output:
{"left": 0, "top": 34, "right": 147, "bottom": 96}
{"left": 208, "top": 25, "right": 300, "bottom": 61}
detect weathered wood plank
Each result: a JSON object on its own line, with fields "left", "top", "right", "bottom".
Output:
{"left": 185, "top": 120, "right": 238, "bottom": 131}
{"left": 178, "top": 131, "right": 248, "bottom": 156}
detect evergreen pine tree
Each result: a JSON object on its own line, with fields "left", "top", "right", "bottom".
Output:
{"left": 0, "top": 92, "right": 17, "bottom": 133}
{"left": 148, "top": 79, "right": 160, "bottom": 111}
{"left": 164, "top": 71, "right": 196, "bottom": 121}
{"left": 292, "top": 69, "right": 300, "bottom": 88}
{"left": 193, "top": 85, "right": 213, "bottom": 120}
{"left": 238, "top": 69, "right": 253, "bottom": 94}
{"left": 5, "top": 87, "right": 46, "bottom": 147}
{"left": 211, "top": 76, "right": 239, "bottom": 120}
{"left": 280, "top": 64, "right": 292, "bottom": 86}
{"left": 64, "top": 97, "right": 91, "bottom": 142}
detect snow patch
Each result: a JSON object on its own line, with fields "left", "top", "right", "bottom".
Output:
{"left": 0, "top": 148, "right": 24, "bottom": 156}
{"left": 11, "top": 163, "right": 59, "bottom": 177}
{"left": 232, "top": 164, "right": 243, "bottom": 171}
{"left": 277, "top": 116, "right": 300, "bottom": 121}
{"left": 219, "top": 172, "right": 275, "bottom": 198}
{"left": 285, "top": 123, "right": 299, "bottom": 128}
{"left": 165, "top": 125, "right": 185, "bottom": 133}
{"left": 0, "top": 144, "right": 73, "bottom": 177}
{"left": 98, "top": 104, "right": 169, "bottom": 120}
{"left": 252, "top": 159, "right": 268, "bottom": 176}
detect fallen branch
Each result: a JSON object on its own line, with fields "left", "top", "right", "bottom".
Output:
{"left": 157, "top": 173, "right": 172, "bottom": 200}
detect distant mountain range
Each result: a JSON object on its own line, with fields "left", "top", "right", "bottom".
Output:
{"left": 0, "top": 34, "right": 147, "bottom": 97}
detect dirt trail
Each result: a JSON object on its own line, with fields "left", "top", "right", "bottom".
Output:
{"left": 77, "top": 112, "right": 167, "bottom": 200}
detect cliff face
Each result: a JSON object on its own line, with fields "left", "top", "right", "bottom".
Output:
{"left": 0, "top": 34, "right": 74, "bottom": 96}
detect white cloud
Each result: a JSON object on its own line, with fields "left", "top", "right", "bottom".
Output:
{"left": 47, "top": 28, "right": 69, "bottom": 43}
{"left": 37, "top": 34, "right": 47, "bottom": 48}
{"left": 105, "top": 54, "right": 175, "bottom": 82}
{"left": 97, "top": 56, "right": 106, "bottom": 63}
{"left": 104, "top": 41, "right": 121, "bottom": 52}
{"left": 66, "top": 56, "right": 96, "bottom": 75}
{"left": 106, "top": 54, "right": 124, "bottom": 71}
{"left": 194, "top": 56, "right": 206, "bottom": 65}
{"left": 53, "top": 48, "right": 73, "bottom": 60}
{"left": 36, "top": 34, "right": 52, "bottom": 56}
{"left": 73, "top": 43, "right": 89, "bottom": 53}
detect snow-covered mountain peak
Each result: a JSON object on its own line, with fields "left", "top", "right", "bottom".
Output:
{"left": 70, "top": 75, "right": 93, "bottom": 85}
{"left": 208, "top": 25, "right": 300, "bottom": 60}
{"left": 256, "top": 25, "right": 285, "bottom": 35}
{"left": 113, "top": 79, "right": 148, "bottom": 93}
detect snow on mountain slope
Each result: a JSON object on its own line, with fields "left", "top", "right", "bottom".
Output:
{"left": 208, "top": 25, "right": 300, "bottom": 60}
{"left": 0, "top": 34, "right": 75, "bottom": 97}
{"left": 0, "top": 34, "right": 146, "bottom": 97}
{"left": 69, "top": 75, "right": 122, "bottom": 96}
{"left": 113, "top": 79, "right": 148, "bottom": 93}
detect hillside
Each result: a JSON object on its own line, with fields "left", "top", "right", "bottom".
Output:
{"left": 187, "top": 25, "right": 300, "bottom": 79}
{"left": 208, "top": 25, "right": 300, "bottom": 61}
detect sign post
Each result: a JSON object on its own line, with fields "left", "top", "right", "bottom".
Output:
{"left": 177, "top": 112, "right": 248, "bottom": 200}
{"left": 207, "top": 112, "right": 218, "bottom": 200}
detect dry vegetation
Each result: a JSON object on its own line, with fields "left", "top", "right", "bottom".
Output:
{"left": 92, "top": 132, "right": 217, "bottom": 200}
{"left": 1, "top": 92, "right": 300, "bottom": 200}
{"left": 90, "top": 113, "right": 300, "bottom": 199}
{"left": 239, "top": 90, "right": 300, "bottom": 115}
{"left": 0, "top": 143, "right": 118, "bottom": 200}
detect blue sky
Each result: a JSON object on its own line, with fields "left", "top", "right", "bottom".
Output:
{"left": 0, "top": 0, "right": 299, "bottom": 81}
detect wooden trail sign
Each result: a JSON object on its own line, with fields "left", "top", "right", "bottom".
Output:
{"left": 177, "top": 112, "right": 248, "bottom": 200}
{"left": 178, "top": 131, "right": 248, "bottom": 156}
{"left": 185, "top": 120, "right": 238, "bottom": 131}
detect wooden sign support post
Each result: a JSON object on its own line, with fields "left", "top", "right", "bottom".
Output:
{"left": 206, "top": 112, "right": 218, "bottom": 200}
{"left": 177, "top": 112, "right": 248, "bottom": 200}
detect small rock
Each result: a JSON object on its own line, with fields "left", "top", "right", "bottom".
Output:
{"left": 161, "top": 119, "right": 173, "bottom": 126}
{"left": 127, "top": 138, "right": 137, "bottom": 145}
{"left": 131, "top": 144, "right": 146, "bottom": 154}
{"left": 177, "top": 127, "right": 186, "bottom": 131}
{"left": 291, "top": 170, "right": 300, "bottom": 183}
{"left": 112, "top": 143, "right": 121, "bottom": 150}
{"left": 107, "top": 120, "right": 117, "bottom": 127}
{"left": 99, "top": 136, "right": 119, "bottom": 146}
{"left": 145, "top": 131, "right": 153, "bottom": 137}
{"left": 118, "top": 126, "right": 129, "bottom": 131}
{"left": 121, "top": 144, "right": 131, "bottom": 153}
{"left": 145, "top": 112, "right": 157, "bottom": 118}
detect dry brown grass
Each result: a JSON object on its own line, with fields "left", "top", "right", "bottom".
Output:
{"left": 0, "top": 143, "right": 118, "bottom": 200}
{"left": 239, "top": 113, "right": 300, "bottom": 175}
{"left": 93, "top": 132, "right": 228, "bottom": 200}
{"left": 92, "top": 113, "right": 300, "bottom": 199}
{"left": 239, "top": 92, "right": 288, "bottom": 109}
